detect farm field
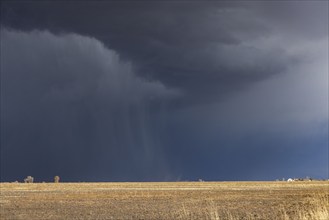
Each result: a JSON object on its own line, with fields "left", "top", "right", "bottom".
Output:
{"left": 0, "top": 181, "right": 328, "bottom": 219}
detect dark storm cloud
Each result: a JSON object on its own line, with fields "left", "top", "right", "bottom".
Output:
{"left": 1, "top": 1, "right": 328, "bottom": 181}
{"left": 1, "top": 1, "right": 307, "bottom": 105}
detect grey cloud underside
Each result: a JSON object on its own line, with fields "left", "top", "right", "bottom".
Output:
{"left": 2, "top": 1, "right": 322, "bottom": 105}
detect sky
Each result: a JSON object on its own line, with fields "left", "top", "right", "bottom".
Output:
{"left": 0, "top": 1, "right": 328, "bottom": 182}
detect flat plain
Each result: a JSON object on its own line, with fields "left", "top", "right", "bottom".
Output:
{"left": 0, "top": 181, "right": 328, "bottom": 219}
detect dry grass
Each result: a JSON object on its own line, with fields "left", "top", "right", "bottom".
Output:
{"left": 279, "top": 193, "right": 329, "bottom": 220}
{"left": 0, "top": 181, "right": 328, "bottom": 219}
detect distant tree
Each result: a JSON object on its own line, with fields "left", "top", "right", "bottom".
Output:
{"left": 24, "top": 176, "right": 34, "bottom": 183}
{"left": 54, "top": 176, "right": 60, "bottom": 183}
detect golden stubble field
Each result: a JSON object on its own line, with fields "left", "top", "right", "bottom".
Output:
{"left": 0, "top": 181, "right": 328, "bottom": 220}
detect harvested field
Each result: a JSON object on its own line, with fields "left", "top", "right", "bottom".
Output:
{"left": 0, "top": 181, "right": 328, "bottom": 219}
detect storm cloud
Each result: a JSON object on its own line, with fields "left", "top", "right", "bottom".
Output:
{"left": 1, "top": 1, "right": 307, "bottom": 104}
{"left": 1, "top": 1, "right": 328, "bottom": 181}
{"left": 1, "top": 29, "right": 178, "bottom": 181}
